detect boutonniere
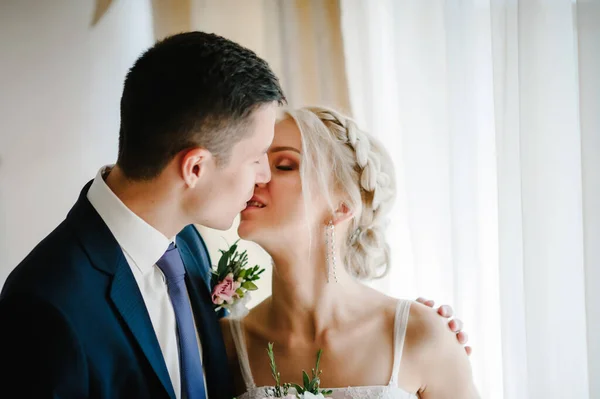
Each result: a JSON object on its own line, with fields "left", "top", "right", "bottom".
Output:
{"left": 262, "top": 343, "right": 333, "bottom": 399}
{"left": 210, "top": 240, "right": 265, "bottom": 316}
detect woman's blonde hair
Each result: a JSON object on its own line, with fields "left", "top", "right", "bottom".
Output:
{"left": 283, "top": 106, "right": 396, "bottom": 280}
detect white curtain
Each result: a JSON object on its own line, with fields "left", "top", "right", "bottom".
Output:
{"left": 340, "top": 1, "right": 599, "bottom": 398}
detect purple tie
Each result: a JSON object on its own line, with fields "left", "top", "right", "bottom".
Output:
{"left": 156, "top": 243, "right": 206, "bottom": 399}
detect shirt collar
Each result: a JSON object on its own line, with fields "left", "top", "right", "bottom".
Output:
{"left": 87, "top": 165, "right": 175, "bottom": 275}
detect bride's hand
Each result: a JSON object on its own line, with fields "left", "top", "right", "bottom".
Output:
{"left": 416, "top": 297, "right": 472, "bottom": 356}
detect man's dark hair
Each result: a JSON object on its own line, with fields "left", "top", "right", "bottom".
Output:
{"left": 117, "top": 31, "right": 286, "bottom": 180}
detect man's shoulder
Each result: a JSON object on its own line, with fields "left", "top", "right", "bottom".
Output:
{"left": 2, "top": 220, "right": 95, "bottom": 302}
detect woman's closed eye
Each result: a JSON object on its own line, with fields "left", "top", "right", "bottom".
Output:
{"left": 274, "top": 159, "right": 297, "bottom": 171}
{"left": 276, "top": 164, "right": 295, "bottom": 171}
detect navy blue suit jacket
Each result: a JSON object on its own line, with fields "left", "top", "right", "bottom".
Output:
{"left": 0, "top": 182, "right": 233, "bottom": 399}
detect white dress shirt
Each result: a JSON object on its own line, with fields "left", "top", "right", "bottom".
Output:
{"left": 87, "top": 166, "right": 207, "bottom": 399}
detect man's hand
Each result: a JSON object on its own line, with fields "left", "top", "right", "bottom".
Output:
{"left": 416, "top": 297, "right": 472, "bottom": 356}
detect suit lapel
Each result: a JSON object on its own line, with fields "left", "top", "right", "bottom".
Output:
{"left": 68, "top": 182, "right": 176, "bottom": 399}
{"left": 177, "top": 236, "right": 233, "bottom": 399}
{"left": 110, "top": 263, "right": 176, "bottom": 399}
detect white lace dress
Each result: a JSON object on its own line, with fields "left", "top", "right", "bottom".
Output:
{"left": 229, "top": 299, "right": 418, "bottom": 399}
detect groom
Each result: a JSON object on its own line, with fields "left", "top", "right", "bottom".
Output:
{"left": 0, "top": 32, "right": 467, "bottom": 399}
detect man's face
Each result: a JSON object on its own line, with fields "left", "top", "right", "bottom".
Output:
{"left": 188, "top": 103, "right": 277, "bottom": 230}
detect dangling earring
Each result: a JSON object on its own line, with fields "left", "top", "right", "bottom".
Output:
{"left": 326, "top": 220, "right": 338, "bottom": 283}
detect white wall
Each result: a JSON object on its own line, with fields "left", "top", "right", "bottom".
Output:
{"left": 579, "top": 2, "right": 600, "bottom": 397}
{"left": 0, "top": 0, "right": 155, "bottom": 284}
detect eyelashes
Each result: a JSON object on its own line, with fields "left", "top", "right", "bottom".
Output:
{"left": 276, "top": 165, "right": 294, "bottom": 171}
{"left": 271, "top": 155, "right": 298, "bottom": 172}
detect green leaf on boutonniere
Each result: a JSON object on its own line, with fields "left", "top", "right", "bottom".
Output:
{"left": 241, "top": 281, "right": 258, "bottom": 291}
{"left": 217, "top": 251, "right": 230, "bottom": 278}
{"left": 247, "top": 269, "right": 265, "bottom": 282}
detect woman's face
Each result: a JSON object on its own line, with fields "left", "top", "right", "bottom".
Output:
{"left": 238, "top": 118, "right": 330, "bottom": 250}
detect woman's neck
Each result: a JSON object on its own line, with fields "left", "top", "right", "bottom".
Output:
{"left": 266, "top": 245, "right": 364, "bottom": 343}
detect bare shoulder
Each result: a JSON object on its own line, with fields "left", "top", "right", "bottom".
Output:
{"left": 405, "top": 300, "right": 452, "bottom": 348}
{"left": 404, "top": 300, "right": 464, "bottom": 366}
{"left": 403, "top": 301, "right": 479, "bottom": 398}
{"left": 362, "top": 286, "right": 401, "bottom": 319}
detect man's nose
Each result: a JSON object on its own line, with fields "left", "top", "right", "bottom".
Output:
{"left": 256, "top": 159, "right": 271, "bottom": 184}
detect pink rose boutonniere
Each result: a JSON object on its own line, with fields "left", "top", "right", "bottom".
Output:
{"left": 212, "top": 273, "right": 240, "bottom": 306}
{"left": 210, "top": 240, "right": 265, "bottom": 315}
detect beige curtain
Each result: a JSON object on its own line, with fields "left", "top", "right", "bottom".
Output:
{"left": 191, "top": 0, "right": 350, "bottom": 113}
{"left": 93, "top": 0, "right": 193, "bottom": 39}
{"left": 151, "top": 0, "right": 192, "bottom": 39}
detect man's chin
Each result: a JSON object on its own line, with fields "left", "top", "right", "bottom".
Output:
{"left": 201, "top": 217, "right": 236, "bottom": 232}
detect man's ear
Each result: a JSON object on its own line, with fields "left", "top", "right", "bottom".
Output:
{"left": 180, "top": 147, "right": 213, "bottom": 188}
{"left": 332, "top": 202, "right": 354, "bottom": 226}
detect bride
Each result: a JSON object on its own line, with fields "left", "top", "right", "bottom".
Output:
{"left": 221, "top": 107, "right": 479, "bottom": 398}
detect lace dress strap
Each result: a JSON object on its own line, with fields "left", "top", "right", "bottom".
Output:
{"left": 229, "top": 317, "right": 256, "bottom": 389}
{"left": 389, "top": 299, "right": 412, "bottom": 386}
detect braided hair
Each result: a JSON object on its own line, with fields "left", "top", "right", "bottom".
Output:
{"left": 284, "top": 106, "right": 396, "bottom": 279}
